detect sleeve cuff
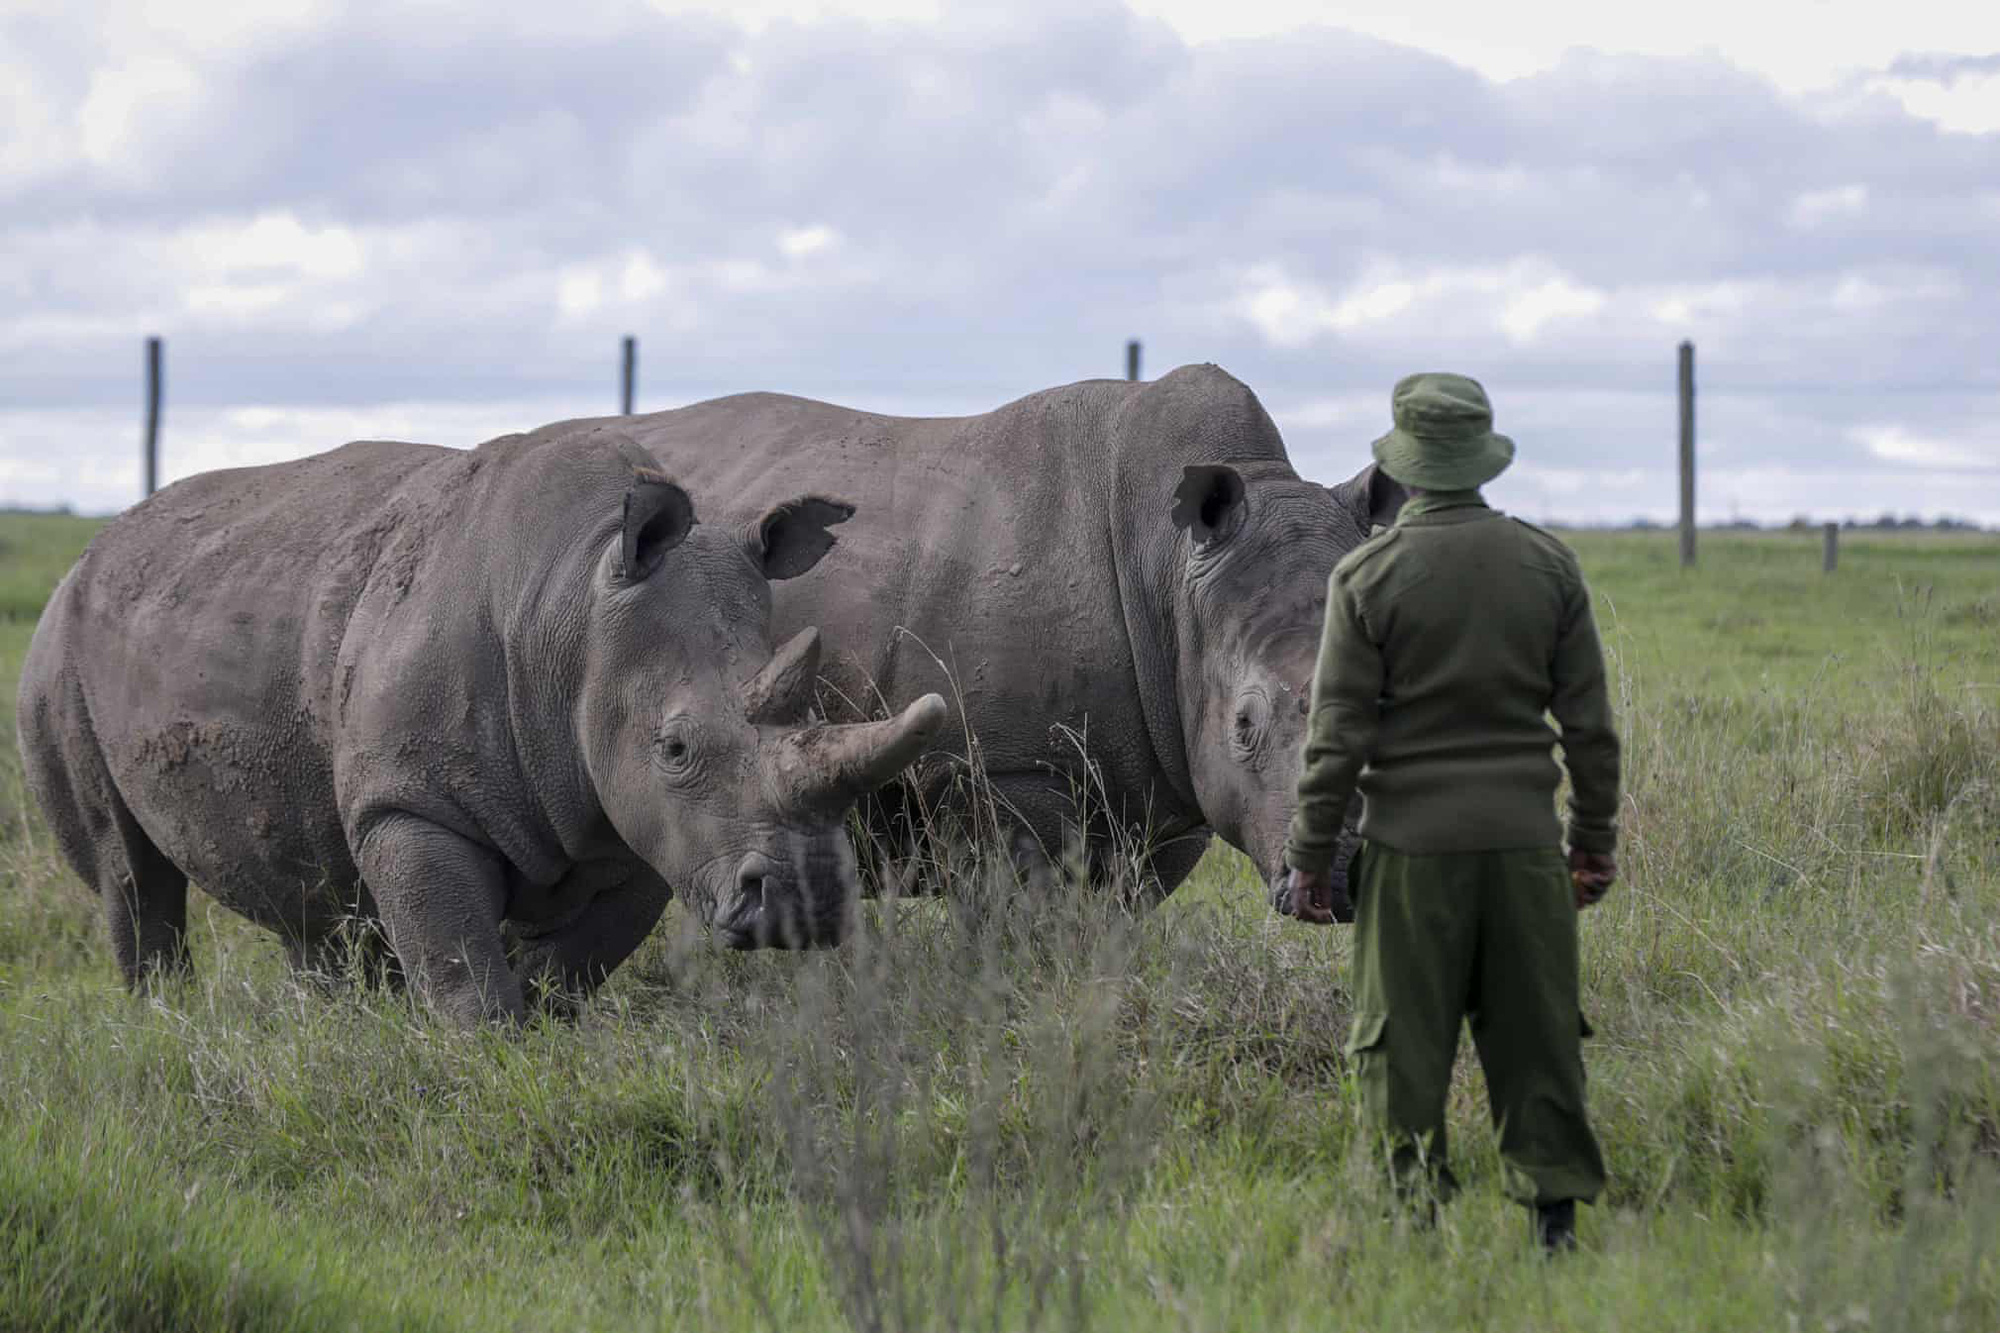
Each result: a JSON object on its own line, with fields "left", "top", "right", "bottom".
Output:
{"left": 1282, "top": 840, "right": 1337, "bottom": 877}
{"left": 1565, "top": 824, "right": 1617, "bottom": 855}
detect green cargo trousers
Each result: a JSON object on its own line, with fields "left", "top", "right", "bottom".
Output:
{"left": 1345, "top": 841, "right": 1607, "bottom": 1205}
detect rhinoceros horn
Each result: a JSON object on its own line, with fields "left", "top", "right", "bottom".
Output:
{"left": 778, "top": 693, "right": 950, "bottom": 809}
{"left": 743, "top": 627, "right": 822, "bottom": 725}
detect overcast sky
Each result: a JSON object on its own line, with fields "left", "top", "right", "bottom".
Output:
{"left": 4, "top": 0, "right": 1998, "bottom": 523}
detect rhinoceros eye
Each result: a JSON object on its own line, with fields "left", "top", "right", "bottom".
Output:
{"left": 654, "top": 718, "right": 701, "bottom": 779}
{"left": 1229, "top": 689, "right": 1272, "bottom": 757}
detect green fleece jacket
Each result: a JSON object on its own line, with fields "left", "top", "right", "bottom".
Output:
{"left": 1283, "top": 491, "right": 1621, "bottom": 873}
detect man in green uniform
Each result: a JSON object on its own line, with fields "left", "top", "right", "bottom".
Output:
{"left": 1281, "top": 372, "right": 1620, "bottom": 1251}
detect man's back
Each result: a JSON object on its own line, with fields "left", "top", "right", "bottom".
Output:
{"left": 1285, "top": 491, "right": 1619, "bottom": 870}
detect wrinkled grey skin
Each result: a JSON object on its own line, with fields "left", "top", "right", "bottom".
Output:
{"left": 552, "top": 364, "right": 1404, "bottom": 906}
{"left": 16, "top": 424, "right": 946, "bottom": 1023}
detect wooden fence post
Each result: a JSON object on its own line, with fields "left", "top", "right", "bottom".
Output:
{"left": 620, "top": 335, "right": 636, "bottom": 415}
{"left": 1822, "top": 522, "right": 1838, "bottom": 573}
{"left": 1125, "top": 339, "right": 1141, "bottom": 382}
{"left": 144, "top": 335, "right": 162, "bottom": 498}
{"left": 1677, "top": 339, "right": 1695, "bottom": 568}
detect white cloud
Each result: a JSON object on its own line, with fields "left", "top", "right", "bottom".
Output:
{"left": 1649, "top": 282, "right": 1759, "bottom": 328}
{"left": 1788, "top": 183, "right": 1868, "bottom": 227}
{"left": 1277, "top": 383, "right": 2000, "bottom": 528}
{"left": 0, "top": 398, "right": 590, "bottom": 514}
{"left": 1828, "top": 268, "right": 1959, "bottom": 312}
{"left": 777, "top": 224, "right": 840, "bottom": 260}
{"left": 557, "top": 249, "right": 687, "bottom": 321}
{"left": 1868, "top": 71, "right": 2000, "bottom": 134}
{"left": 1124, "top": 0, "right": 2000, "bottom": 91}
{"left": 1236, "top": 266, "right": 1407, "bottom": 346}
{"left": 708, "top": 258, "right": 785, "bottom": 294}
{"left": 0, "top": 50, "right": 70, "bottom": 187}
{"left": 619, "top": 251, "right": 670, "bottom": 302}
{"left": 33, "top": 0, "right": 334, "bottom": 61}
{"left": 1332, "top": 281, "right": 1418, "bottom": 329}
{"left": 1506, "top": 464, "right": 1649, "bottom": 497}
{"left": 1265, "top": 394, "right": 1376, "bottom": 430}
{"left": 183, "top": 283, "right": 290, "bottom": 319}
{"left": 1234, "top": 260, "right": 1607, "bottom": 348}
{"left": 1499, "top": 276, "right": 1605, "bottom": 342}
{"left": 77, "top": 55, "right": 204, "bottom": 176}
{"left": 200, "top": 213, "right": 364, "bottom": 280}
{"left": 1854, "top": 425, "right": 2000, "bottom": 471}
{"left": 557, "top": 267, "right": 607, "bottom": 319}
{"left": 641, "top": 0, "right": 943, "bottom": 31}
{"left": 171, "top": 214, "right": 370, "bottom": 328}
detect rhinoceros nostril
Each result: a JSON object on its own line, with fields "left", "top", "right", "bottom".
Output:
{"left": 735, "top": 853, "right": 778, "bottom": 911}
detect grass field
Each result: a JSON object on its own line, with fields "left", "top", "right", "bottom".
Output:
{"left": 2, "top": 519, "right": 1996, "bottom": 1331}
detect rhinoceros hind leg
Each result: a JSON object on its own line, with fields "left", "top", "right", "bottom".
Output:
{"left": 43, "top": 757, "right": 190, "bottom": 988}
{"left": 102, "top": 828, "right": 191, "bottom": 991}
{"left": 20, "top": 666, "right": 191, "bottom": 988}
{"left": 357, "top": 814, "right": 522, "bottom": 1025}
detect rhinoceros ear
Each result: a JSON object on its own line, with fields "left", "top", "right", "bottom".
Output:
{"left": 1171, "top": 464, "right": 1247, "bottom": 551}
{"left": 1327, "top": 463, "right": 1407, "bottom": 532}
{"left": 754, "top": 497, "right": 854, "bottom": 581}
{"left": 620, "top": 471, "right": 696, "bottom": 581}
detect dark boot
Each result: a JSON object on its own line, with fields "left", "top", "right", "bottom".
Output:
{"left": 1534, "top": 1200, "right": 1577, "bottom": 1253}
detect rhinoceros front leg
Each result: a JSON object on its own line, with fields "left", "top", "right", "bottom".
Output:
{"left": 356, "top": 813, "right": 522, "bottom": 1025}
{"left": 1134, "top": 828, "right": 1214, "bottom": 904}
{"left": 508, "top": 866, "right": 672, "bottom": 1015}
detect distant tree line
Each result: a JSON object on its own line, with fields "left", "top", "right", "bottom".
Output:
{"left": 1618, "top": 514, "right": 1988, "bottom": 533}
{"left": 1801, "top": 514, "right": 1988, "bottom": 532}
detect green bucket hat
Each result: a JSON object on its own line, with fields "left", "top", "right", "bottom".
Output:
{"left": 1370, "top": 372, "right": 1516, "bottom": 490}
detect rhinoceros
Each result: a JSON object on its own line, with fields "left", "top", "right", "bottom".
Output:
{"left": 547, "top": 364, "right": 1403, "bottom": 905}
{"left": 16, "top": 424, "right": 946, "bottom": 1023}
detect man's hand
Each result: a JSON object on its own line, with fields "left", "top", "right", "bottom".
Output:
{"left": 1568, "top": 849, "right": 1616, "bottom": 909}
{"left": 1284, "top": 865, "right": 1354, "bottom": 925}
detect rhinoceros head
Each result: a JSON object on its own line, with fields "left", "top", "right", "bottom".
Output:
{"left": 1168, "top": 455, "right": 1405, "bottom": 903}
{"left": 575, "top": 471, "right": 945, "bottom": 949}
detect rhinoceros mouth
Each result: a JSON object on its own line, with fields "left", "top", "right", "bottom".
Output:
{"left": 716, "top": 862, "right": 844, "bottom": 951}
{"left": 717, "top": 897, "right": 841, "bottom": 950}
{"left": 711, "top": 838, "right": 863, "bottom": 949}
